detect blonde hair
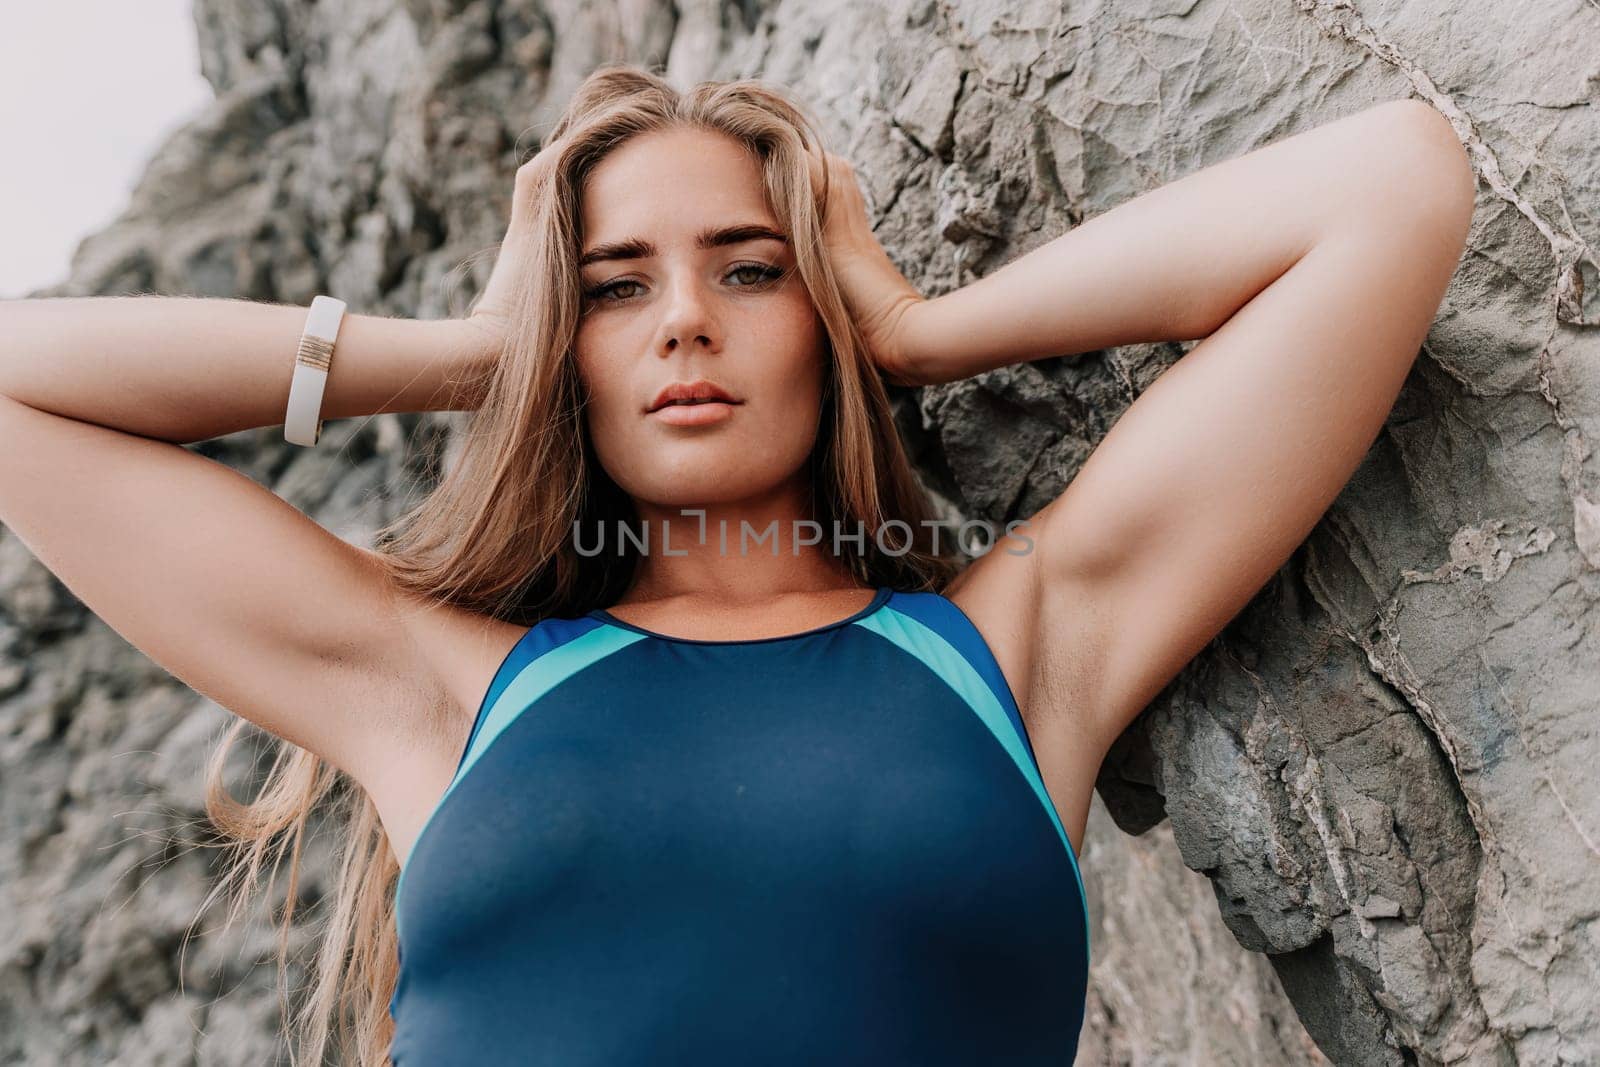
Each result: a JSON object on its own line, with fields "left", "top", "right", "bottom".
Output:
{"left": 201, "top": 61, "right": 962, "bottom": 1066}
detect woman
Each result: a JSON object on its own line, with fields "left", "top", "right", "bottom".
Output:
{"left": 0, "top": 62, "right": 1474, "bottom": 1066}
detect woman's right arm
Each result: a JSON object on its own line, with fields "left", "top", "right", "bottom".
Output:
{"left": 0, "top": 296, "right": 504, "bottom": 788}
{"left": 0, "top": 296, "right": 497, "bottom": 442}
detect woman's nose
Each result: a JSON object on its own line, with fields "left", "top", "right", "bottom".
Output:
{"left": 657, "top": 272, "right": 720, "bottom": 355}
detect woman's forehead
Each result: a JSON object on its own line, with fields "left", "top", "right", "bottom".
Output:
{"left": 579, "top": 129, "right": 774, "bottom": 237}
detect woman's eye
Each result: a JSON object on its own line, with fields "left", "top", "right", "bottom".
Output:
{"left": 728, "top": 263, "right": 784, "bottom": 286}
{"left": 584, "top": 263, "right": 783, "bottom": 304}
{"left": 586, "top": 279, "right": 643, "bottom": 302}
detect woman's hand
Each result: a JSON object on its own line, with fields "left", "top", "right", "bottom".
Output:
{"left": 807, "top": 150, "right": 930, "bottom": 387}
{"left": 462, "top": 130, "right": 572, "bottom": 357}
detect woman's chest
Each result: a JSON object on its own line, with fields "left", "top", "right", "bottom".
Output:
{"left": 395, "top": 639, "right": 1083, "bottom": 955}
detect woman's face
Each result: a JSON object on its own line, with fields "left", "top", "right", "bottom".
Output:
{"left": 573, "top": 126, "right": 827, "bottom": 511}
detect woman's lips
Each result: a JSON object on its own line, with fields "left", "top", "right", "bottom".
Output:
{"left": 649, "top": 400, "right": 740, "bottom": 426}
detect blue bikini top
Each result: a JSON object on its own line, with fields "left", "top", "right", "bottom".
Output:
{"left": 389, "top": 585, "right": 1090, "bottom": 1065}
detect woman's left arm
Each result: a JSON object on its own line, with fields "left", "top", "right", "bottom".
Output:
{"left": 821, "top": 97, "right": 1476, "bottom": 751}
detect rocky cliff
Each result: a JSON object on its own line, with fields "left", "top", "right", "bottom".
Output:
{"left": 2, "top": 0, "right": 1595, "bottom": 1063}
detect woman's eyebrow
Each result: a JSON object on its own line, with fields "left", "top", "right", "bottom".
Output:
{"left": 578, "top": 223, "right": 788, "bottom": 268}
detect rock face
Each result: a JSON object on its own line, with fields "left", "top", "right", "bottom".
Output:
{"left": 2, "top": 0, "right": 1595, "bottom": 1064}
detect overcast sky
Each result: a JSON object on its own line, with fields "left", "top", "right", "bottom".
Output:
{"left": 0, "top": 1, "right": 213, "bottom": 298}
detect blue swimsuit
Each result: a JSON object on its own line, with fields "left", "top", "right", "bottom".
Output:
{"left": 389, "top": 585, "right": 1091, "bottom": 1064}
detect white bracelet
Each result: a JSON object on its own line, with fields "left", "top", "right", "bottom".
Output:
{"left": 284, "top": 295, "right": 347, "bottom": 446}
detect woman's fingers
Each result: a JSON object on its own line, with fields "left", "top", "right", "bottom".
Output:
{"left": 805, "top": 149, "right": 927, "bottom": 383}
{"left": 468, "top": 131, "right": 570, "bottom": 334}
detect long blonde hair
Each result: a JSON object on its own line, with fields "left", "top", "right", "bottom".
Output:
{"left": 201, "top": 62, "right": 962, "bottom": 1066}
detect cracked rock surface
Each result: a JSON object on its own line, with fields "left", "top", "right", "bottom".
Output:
{"left": 3, "top": 0, "right": 1594, "bottom": 1063}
